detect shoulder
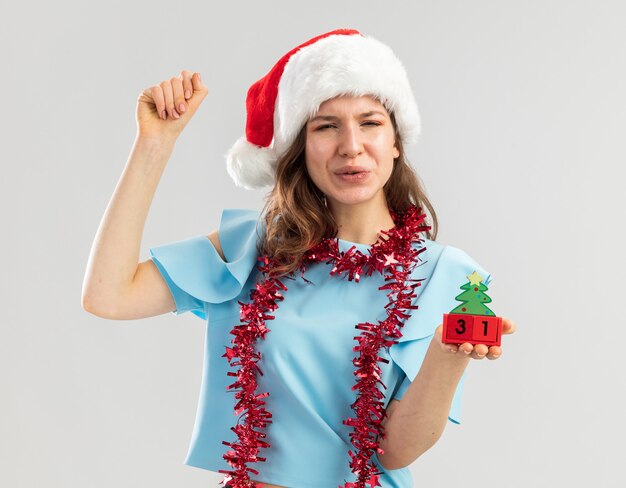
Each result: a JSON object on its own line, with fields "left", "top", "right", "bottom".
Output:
{"left": 206, "top": 230, "right": 224, "bottom": 261}
{"left": 418, "top": 237, "right": 478, "bottom": 265}
{"left": 206, "top": 208, "right": 264, "bottom": 263}
{"left": 416, "top": 237, "right": 446, "bottom": 263}
{"left": 418, "top": 237, "right": 492, "bottom": 285}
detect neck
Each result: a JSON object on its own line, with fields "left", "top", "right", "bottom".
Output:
{"left": 327, "top": 196, "right": 396, "bottom": 245}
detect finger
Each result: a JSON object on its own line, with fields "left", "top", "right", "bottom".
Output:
{"left": 502, "top": 318, "right": 517, "bottom": 335}
{"left": 191, "top": 72, "right": 204, "bottom": 93}
{"left": 442, "top": 337, "right": 458, "bottom": 354}
{"left": 471, "top": 344, "right": 489, "bottom": 360}
{"left": 140, "top": 86, "right": 154, "bottom": 102}
{"left": 458, "top": 342, "right": 473, "bottom": 356}
{"left": 160, "top": 80, "right": 178, "bottom": 119}
{"left": 181, "top": 70, "right": 193, "bottom": 99}
{"left": 486, "top": 346, "right": 502, "bottom": 360}
{"left": 438, "top": 326, "right": 459, "bottom": 355}
{"left": 171, "top": 76, "right": 186, "bottom": 115}
{"left": 151, "top": 85, "right": 166, "bottom": 120}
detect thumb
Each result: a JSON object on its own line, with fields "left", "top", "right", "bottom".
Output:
{"left": 181, "top": 73, "right": 207, "bottom": 116}
{"left": 190, "top": 72, "right": 208, "bottom": 98}
{"left": 502, "top": 318, "right": 516, "bottom": 335}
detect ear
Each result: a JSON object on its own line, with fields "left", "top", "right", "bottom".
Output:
{"left": 393, "top": 145, "right": 400, "bottom": 159}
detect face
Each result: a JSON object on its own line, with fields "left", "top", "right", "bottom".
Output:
{"left": 304, "top": 95, "right": 400, "bottom": 210}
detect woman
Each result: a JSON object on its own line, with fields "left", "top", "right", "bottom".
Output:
{"left": 82, "top": 29, "right": 516, "bottom": 488}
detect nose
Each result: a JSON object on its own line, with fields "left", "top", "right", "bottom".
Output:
{"left": 338, "top": 123, "right": 364, "bottom": 158}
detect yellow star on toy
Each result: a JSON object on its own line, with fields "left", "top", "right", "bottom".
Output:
{"left": 467, "top": 271, "right": 484, "bottom": 286}
{"left": 383, "top": 252, "right": 399, "bottom": 267}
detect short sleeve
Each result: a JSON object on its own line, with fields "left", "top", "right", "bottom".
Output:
{"left": 149, "top": 208, "right": 263, "bottom": 321}
{"left": 389, "top": 243, "right": 492, "bottom": 425}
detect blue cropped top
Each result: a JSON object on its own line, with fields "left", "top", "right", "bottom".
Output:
{"left": 149, "top": 208, "right": 491, "bottom": 488}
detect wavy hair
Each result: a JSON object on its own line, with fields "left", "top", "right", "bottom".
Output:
{"left": 255, "top": 110, "right": 438, "bottom": 280}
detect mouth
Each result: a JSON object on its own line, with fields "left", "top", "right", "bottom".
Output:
{"left": 334, "top": 166, "right": 370, "bottom": 175}
{"left": 334, "top": 171, "right": 371, "bottom": 182}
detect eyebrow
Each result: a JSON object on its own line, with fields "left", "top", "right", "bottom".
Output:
{"left": 308, "top": 110, "right": 387, "bottom": 123}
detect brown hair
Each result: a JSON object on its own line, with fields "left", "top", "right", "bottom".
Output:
{"left": 255, "top": 111, "right": 438, "bottom": 280}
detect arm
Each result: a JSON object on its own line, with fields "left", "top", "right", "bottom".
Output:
{"left": 82, "top": 71, "right": 208, "bottom": 319}
{"left": 378, "top": 319, "right": 514, "bottom": 470}
{"left": 81, "top": 135, "right": 176, "bottom": 318}
{"left": 377, "top": 332, "right": 470, "bottom": 470}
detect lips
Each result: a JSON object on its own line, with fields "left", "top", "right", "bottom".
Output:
{"left": 335, "top": 166, "right": 369, "bottom": 175}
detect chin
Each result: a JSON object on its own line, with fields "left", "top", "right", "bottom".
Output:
{"left": 327, "top": 188, "right": 381, "bottom": 207}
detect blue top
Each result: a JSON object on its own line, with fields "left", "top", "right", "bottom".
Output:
{"left": 149, "top": 208, "right": 492, "bottom": 488}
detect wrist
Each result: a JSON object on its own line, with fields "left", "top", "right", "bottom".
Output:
{"left": 135, "top": 133, "right": 178, "bottom": 149}
{"left": 429, "top": 336, "right": 471, "bottom": 370}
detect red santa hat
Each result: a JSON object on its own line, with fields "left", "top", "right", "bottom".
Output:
{"left": 225, "top": 28, "right": 421, "bottom": 190}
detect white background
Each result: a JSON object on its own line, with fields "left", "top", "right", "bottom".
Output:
{"left": 1, "top": 1, "right": 624, "bottom": 486}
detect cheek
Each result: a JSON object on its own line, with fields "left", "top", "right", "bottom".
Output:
{"left": 304, "top": 147, "right": 321, "bottom": 182}
{"left": 371, "top": 131, "right": 397, "bottom": 153}
{"left": 305, "top": 141, "right": 327, "bottom": 171}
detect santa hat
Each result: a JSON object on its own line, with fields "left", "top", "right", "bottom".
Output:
{"left": 225, "top": 28, "right": 421, "bottom": 190}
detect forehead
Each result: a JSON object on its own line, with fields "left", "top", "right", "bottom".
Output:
{"left": 313, "top": 94, "right": 389, "bottom": 115}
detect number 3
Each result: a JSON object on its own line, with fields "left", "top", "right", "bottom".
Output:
{"left": 455, "top": 318, "right": 466, "bottom": 334}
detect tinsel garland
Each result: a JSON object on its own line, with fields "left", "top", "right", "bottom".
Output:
{"left": 219, "top": 204, "right": 430, "bottom": 488}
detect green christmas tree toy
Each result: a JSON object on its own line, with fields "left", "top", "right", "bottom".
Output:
{"left": 442, "top": 271, "right": 503, "bottom": 346}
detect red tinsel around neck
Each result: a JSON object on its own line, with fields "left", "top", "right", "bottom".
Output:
{"left": 219, "top": 205, "right": 430, "bottom": 488}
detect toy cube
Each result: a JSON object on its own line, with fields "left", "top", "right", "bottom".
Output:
{"left": 472, "top": 315, "right": 502, "bottom": 345}
{"left": 442, "top": 313, "right": 502, "bottom": 347}
{"left": 442, "top": 313, "right": 474, "bottom": 343}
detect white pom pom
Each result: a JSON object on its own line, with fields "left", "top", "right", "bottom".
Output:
{"left": 225, "top": 137, "right": 278, "bottom": 190}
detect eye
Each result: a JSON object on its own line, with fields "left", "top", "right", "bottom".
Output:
{"left": 315, "top": 124, "right": 337, "bottom": 131}
{"left": 362, "top": 121, "right": 382, "bottom": 127}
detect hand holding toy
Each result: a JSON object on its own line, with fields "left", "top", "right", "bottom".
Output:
{"left": 438, "top": 270, "right": 516, "bottom": 359}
